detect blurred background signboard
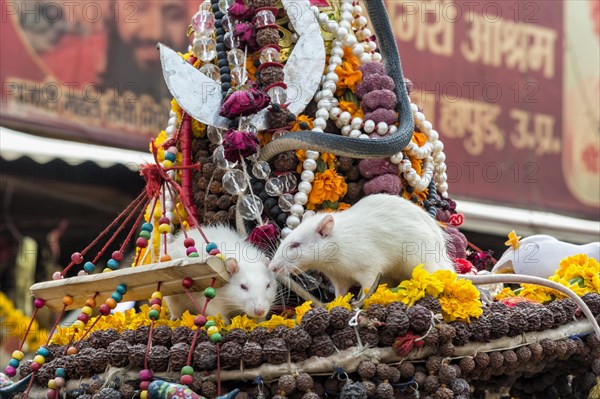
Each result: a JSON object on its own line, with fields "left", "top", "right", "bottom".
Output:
{"left": 1, "top": 0, "right": 598, "bottom": 222}
{"left": 388, "top": 0, "right": 599, "bottom": 221}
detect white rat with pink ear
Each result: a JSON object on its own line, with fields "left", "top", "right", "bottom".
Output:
{"left": 163, "top": 225, "right": 277, "bottom": 322}
{"left": 270, "top": 194, "right": 454, "bottom": 297}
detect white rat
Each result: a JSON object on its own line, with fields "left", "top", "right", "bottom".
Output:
{"left": 270, "top": 194, "right": 454, "bottom": 297}
{"left": 163, "top": 225, "right": 277, "bottom": 322}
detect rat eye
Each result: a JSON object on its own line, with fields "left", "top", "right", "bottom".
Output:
{"left": 267, "top": 283, "right": 271, "bottom": 289}
{"left": 240, "top": 284, "right": 248, "bottom": 291}
{"left": 290, "top": 242, "right": 300, "bottom": 249}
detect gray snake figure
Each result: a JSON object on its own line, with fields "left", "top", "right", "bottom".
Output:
{"left": 257, "top": 0, "right": 414, "bottom": 161}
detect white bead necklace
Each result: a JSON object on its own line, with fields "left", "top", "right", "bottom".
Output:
{"left": 282, "top": 0, "right": 449, "bottom": 238}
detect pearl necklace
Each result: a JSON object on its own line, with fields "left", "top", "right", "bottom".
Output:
{"left": 282, "top": 0, "right": 369, "bottom": 238}
{"left": 390, "top": 103, "right": 448, "bottom": 197}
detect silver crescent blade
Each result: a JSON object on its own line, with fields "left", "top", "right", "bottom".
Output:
{"left": 159, "top": 43, "right": 229, "bottom": 128}
{"left": 250, "top": 0, "right": 325, "bottom": 129}
{"left": 159, "top": 0, "right": 325, "bottom": 131}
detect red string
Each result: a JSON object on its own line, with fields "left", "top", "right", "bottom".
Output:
{"left": 392, "top": 331, "right": 425, "bottom": 357}
{"left": 23, "top": 368, "right": 36, "bottom": 399}
{"left": 44, "top": 304, "right": 67, "bottom": 346}
{"left": 133, "top": 197, "right": 159, "bottom": 267}
{"left": 144, "top": 320, "right": 155, "bottom": 370}
{"left": 18, "top": 308, "right": 39, "bottom": 351}
{"left": 92, "top": 194, "right": 148, "bottom": 264}
{"left": 183, "top": 288, "right": 203, "bottom": 313}
{"left": 166, "top": 180, "right": 209, "bottom": 244}
{"left": 187, "top": 328, "right": 200, "bottom": 367}
{"left": 61, "top": 190, "right": 147, "bottom": 275}
{"left": 119, "top": 197, "right": 152, "bottom": 254}
{"left": 75, "top": 316, "right": 102, "bottom": 349}
{"left": 201, "top": 278, "right": 217, "bottom": 315}
{"left": 162, "top": 184, "right": 168, "bottom": 255}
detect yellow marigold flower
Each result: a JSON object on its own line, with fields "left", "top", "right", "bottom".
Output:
{"left": 295, "top": 301, "right": 313, "bottom": 323}
{"left": 326, "top": 293, "right": 354, "bottom": 311}
{"left": 517, "top": 284, "right": 554, "bottom": 303}
{"left": 495, "top": 287, "right": 516, "bottom": 300}
{"left": 191, "top": 119, "right": 206, "bottom": 138}
{"left": 258, "top": 315, "right": 296, "bottom": 330}
{"left": 307, "top": 168, "right": 348, "bottom": 210}
{"left": 550, "top": 254, "right": 600, "bottom": 296}
{"left": 291, "top": 115, "right": 314, "bottom": 132}
{"left": 438, "top": 278, "right": 483, "bottom": 323}
{"left": 151, "top": 130, "right": 168, "bottom": 162}
{"left": 179, "top": 311, "right": 197, "bottom": 329}
{"left": 431, "top": 269, "right": 456, "bottom": 289}
{"left": 397, "top": 265, "right": 446, "bottom": 306}
{"left": 227, "top": 315, "right": 257, "bottom": 332}
{"left": 505, "top": 230, "right": 521, "bottom": 249}
{"left": 363, "top": 284, "right": 401, "bottom": 309}
{"left": 171, "top": 99, "right": 182, "bottom": 121}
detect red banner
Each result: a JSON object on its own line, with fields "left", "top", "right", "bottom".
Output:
{"left": 0, "top": 0, "right": 200, "bottom": 149}
{"left": 1, "top": 0, "right": 598, "bottom": 219}
{"left": 388, "top": 0, "right": 599, "bottom": 219}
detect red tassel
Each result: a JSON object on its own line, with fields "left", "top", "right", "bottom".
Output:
{"left": 393, "top": 331, "right": 425, "bottom": 357}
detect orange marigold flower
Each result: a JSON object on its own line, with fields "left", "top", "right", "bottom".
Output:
{"left": 291, "top": 115, "right": 314, "bottom": 132}
{"left": 412, "top": 131, "right": 427, "bottom": 146}
{"left": 335, "top": 63, "right": 362, "bottom": 93}
{"left": 343, "top": 47, "right": 361, "bottom": 70}
{"left": 339, "top": 100, "right": 364, "bottom": 120}
{"left": 307, "top": 168, "right": 348, "bottom": 210}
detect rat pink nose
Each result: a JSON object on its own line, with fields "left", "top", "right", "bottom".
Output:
{"left": 254, "top": 307, "right": 266, "bottom": 317}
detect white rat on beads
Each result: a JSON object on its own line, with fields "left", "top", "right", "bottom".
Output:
{"left": 163, "top": 225, "right": 277, "bottom": 323}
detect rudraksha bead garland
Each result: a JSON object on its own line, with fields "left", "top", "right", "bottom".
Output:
{"left": 9, "top": 294, "right": 600, "bottom": 398}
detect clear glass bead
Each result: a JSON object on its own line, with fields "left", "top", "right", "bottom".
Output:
{"left": 199, "top": 1, "right": 212, "bottom": 12}
{"left": 260, "top": 47, "right": 281, "bottom": 63}
{"left": 222, "top": 169, "right": 248, "bottom": 195}
{"left": 278, "top": 193, "right": 294, "bottom": 212}
{"left": 221, "top": 15, "right": 234, "bottom": 32}
{"left": 223, "top": 32, "right": 240, "bottom": 49}
{"left": 265, "top": 177, "right": 283, "bottom": 196}
{"left": 268, "top": 86, "right": 287, "bottom": 105}
{"left": 192, "top": 10, "right": 215, "bottom": 35}
{"left": 193, "top": 37, "right": 216, "bottom": 62}
{"left": 199, "top": 63, "right": 220, "bottom": 81}
{"left": 231, "top": 66, "right": 248, "bottom": 86}
{"left": 239, "top": 194, "right": 264, "bottom": 220}
{"left": 239, "top": 119, "right": 257, "bottom": 134}
{"left": 212, "top": 145, "right": 236, "bottom": 169}
{"left": 207, "top": 126, "right": 223, "bottom": 144}
{"left": 252, "top": 161, "right": 271, "bottom": 180}
{"left": 280, "top": 173, "right": 298, "bottom": 192}
{"left": 218, "top": 0, "right": 234, "bottom": 13}
{"left": 254, "top": 10, "right": 276, "bottom": 28}
{"left": 227, "top": 49, "right": 245, "bottom": 66}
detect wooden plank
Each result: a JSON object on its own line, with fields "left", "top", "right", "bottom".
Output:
{"left": 29, "top": 257, "right": 228, "bottom": 311}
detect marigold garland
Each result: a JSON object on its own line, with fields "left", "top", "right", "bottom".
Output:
{"left": 326, "top": 293, "right": 353, "bottom": 311}
{"left": 306, "top": 168, "right": 348, "bottom": 210}
{"left": 496, "top": 254, "right": 600, "bottom": 304}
